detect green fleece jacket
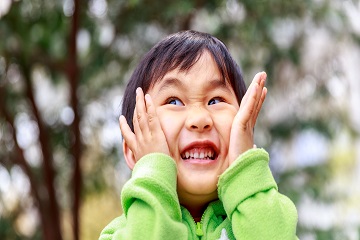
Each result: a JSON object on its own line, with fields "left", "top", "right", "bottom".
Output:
{"left": 99, "top": 148, "right": 298, "bottom": 239}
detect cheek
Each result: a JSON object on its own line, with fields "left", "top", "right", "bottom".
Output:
{"left": 213, "top": 111, "right": 236, "bottom": 141}
{"left": 156, "top": 110, "right": 183, "bottom": 147}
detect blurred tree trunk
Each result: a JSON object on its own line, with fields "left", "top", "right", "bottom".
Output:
{"left": 68, "top": 0, "right": 82, "bottom": 240}
{"left": 23, "top": 64, "right": 63, "bottom": 240}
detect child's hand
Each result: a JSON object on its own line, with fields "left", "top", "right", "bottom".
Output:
{"left": 228, "top": 72, "right": 267, "bottom": 165}
{"left": 119, "top": 87, "right": 170, "bottom": 162}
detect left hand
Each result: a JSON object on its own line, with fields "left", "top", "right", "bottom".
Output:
{"left": 228, "top": 72, "right": 267, "bottom": 165}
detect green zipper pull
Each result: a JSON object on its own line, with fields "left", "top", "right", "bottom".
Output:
{"left": 196, "top": 222, "right": 203, "bottom": 237}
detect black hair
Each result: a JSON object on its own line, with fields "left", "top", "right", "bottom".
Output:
{"left": 122, "top": 30, "right": 247, "bottom": 132}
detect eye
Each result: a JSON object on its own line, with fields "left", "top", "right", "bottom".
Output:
{"left": 208, "top": 97, "right": 224, "bottom": 105}
{"left": 167, "top": 97, "right": 184, "bottom": 106}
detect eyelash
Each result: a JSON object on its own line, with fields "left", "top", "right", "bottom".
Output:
{"left": 165, "top": 96, "right": 226, "bottom": 106}
{"left": 166, "top": 97, "right": 184, "bottom": 106}
{"left": 208, "top": 97, "right": 225, "bottom": 105}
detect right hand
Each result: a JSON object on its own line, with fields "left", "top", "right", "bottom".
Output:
{"left": 119, "top": 87, "right": 170, "bottom": 162}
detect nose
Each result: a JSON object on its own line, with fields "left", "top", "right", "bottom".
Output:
{"left": 185, "top": 106, "right": 213, "bottom": 132}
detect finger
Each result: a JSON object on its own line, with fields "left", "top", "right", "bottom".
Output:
{"left": 236, "top": 82, "right": 259, "bottom": 127}
{"left": 133, "top": 107, "right": 143, "bottom": 139}
{"left": 240, "top": 72, "right": 264, "bottom": 107}
{"left": 145, "top": 94, "right": 162, "bottom": 132}
{"left": 135, "top": 88, "right": 150, "bottom": 134}
{"left": 252, "top": 87, "right": 267, "bottom": 125}
{"left": 251, "top": 73, "right": 267, "bottom": 121}
{"left": 119, "top": 115, "right": 137, "bottom": 150}
{"left": 254, "top": 71, "right": 266, "bottom": 85}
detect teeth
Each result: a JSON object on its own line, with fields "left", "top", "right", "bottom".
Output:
{"left": 181, "top": 149, "right": 215, "bottom": 160}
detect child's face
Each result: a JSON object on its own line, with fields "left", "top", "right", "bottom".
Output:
{"left": 147, "top": 51, "right": 240, "bottom": 204}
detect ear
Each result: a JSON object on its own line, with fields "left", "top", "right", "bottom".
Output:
{"left": 123, "top": 140, "right": 136, "bottom": 170}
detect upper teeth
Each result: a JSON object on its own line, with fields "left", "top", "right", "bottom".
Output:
{"left": 182, "top": 149, "right": 215, "bottom": 160}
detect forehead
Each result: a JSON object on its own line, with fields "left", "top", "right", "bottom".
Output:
{"left": 151, "top": 51, "right": 230, "bottom": 89}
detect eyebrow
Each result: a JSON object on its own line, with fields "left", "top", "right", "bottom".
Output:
{"left": 206, "top": 78, "right": 233, "bottom": 93}
{"left": 157, "top": 77, "right": 233, "bottom": 94}
{"left": 157, "top": 77, "right": 185, "bottom": 93}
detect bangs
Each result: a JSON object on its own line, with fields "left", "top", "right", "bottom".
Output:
{"left": 148, "top": 32, "right": 230, "bottom": 88}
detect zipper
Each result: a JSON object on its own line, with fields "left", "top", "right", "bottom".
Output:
{"left": 195, "top": 222, "right": 203, "bottom": 237}
{"left": 194, "top": 211, "right": 207, "bottom": 238}
{"left": 182, "top": 206, "right": 208, "bottom": 239}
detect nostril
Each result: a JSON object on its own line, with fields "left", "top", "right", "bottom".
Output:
{"left": 190, "top": 124, "right": 210, "bottom": 130}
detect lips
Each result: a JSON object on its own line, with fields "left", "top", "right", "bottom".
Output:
{"left": 180, "top": 141, "right": 218, "bottom": 161}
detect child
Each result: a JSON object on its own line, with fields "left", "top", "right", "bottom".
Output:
{"left": 99, "top": 30, "right": 298, "bottom": 239}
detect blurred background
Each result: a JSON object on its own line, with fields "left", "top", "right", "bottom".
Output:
{"left": 0, "top": 0, "right": 359, "bottom": 239}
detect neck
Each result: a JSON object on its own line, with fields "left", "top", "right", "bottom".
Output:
{"left": 184, "top": 203, "right": 206, "bottom": 222}
{"left": 179, "top": 193, "right": 218, "bottom": 222}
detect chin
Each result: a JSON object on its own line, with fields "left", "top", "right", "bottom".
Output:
{"left": 177, "top": 175, "right": 219, "bottom": 201}
{"left": 175, "top": 153, "right": 228, "bottom": 204}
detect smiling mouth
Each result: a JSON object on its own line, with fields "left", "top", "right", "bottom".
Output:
{"left": 181, "top": 147, "right": 216, "bottom": 160}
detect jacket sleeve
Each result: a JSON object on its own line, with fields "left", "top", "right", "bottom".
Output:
{"left": 218, "top": 148, "right": 298, "bottom": 239}
{"left": 99, "top": 153, "right": 187, "bottom": 240}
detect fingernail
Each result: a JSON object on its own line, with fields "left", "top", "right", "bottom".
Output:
{"left": 136, "top": 87, "right": 140, "bottom": 95}
{"left": 262, "top": 71, "right": 267, "bottom": 79}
